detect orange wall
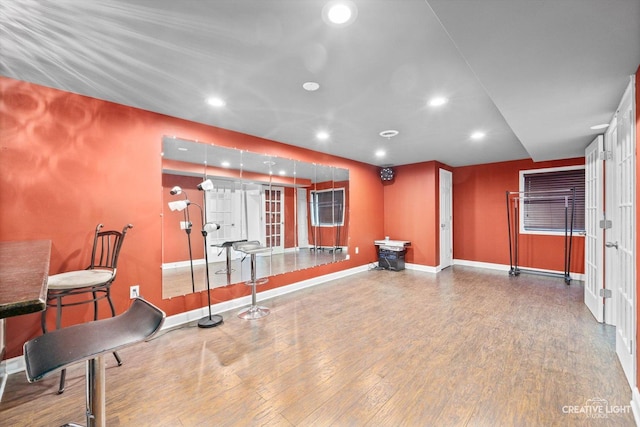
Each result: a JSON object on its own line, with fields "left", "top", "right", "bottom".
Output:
{"left": 284, "top": 187, "right": 296, "bottom": 249}
{"left": 453, "top": 157, "right": 585, "bottom": 273}
{"left": 383, "top": 161, "right": 450, "bottom": 266}
{"left": 0, "top": 76, "right": 384, "bottom": 358}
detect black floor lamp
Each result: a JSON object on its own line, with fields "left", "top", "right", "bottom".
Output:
{"left": 168, "top": 182, "right": 223, "bottom": 328}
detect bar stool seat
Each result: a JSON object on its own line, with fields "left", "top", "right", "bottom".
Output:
{"left": 24, "top": 298, "right": 165, "bottom": 426}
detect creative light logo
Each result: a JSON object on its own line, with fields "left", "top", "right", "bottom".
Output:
{"left": 562, "top": 398, "right": 631, "bottom": 419}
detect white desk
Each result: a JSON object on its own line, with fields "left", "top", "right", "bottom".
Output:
{"left": 374, "top": 239, "right": 410, "bottom": 270}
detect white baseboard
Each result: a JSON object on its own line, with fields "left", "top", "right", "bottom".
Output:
{"left": 162, "top": 259, "right": 206, "bottom": 269}
{"left": 405, "top": 263, "right": 438, "bottom": 273}
{"left": 453, "top": 259, "right": 585, "bottom": 281}
{"left": 453, "top": 259, "right": 511, "bottom": 271}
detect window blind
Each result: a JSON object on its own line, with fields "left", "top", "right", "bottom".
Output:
{"left": 311, "top": 189, "right": 345, "bottom": 226}
{"left": 523, "top": 169, "right": 585, "bottom": 232}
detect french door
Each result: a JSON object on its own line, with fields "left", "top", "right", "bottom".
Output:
{"left": 612, "top": 78, "right": 635, "bottom": 387}
{"left": 584, "top": 136, "right": 604, "bottom": 323}
{"left": 264, "top": 186, "right": 285, "bottom": 254}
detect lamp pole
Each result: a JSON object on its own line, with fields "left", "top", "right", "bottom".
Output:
{"left": 196, "top": 179, "right": 224, "bottom": 328}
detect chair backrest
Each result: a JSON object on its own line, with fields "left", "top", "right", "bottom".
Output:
{"left": 88, "top": 223, "right": 133, "bottom": 272}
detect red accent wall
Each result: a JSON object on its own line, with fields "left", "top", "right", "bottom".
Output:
{"left": 0, "top": 76, "right": 383, "bottom": 359}
{"left": 284, "top": 187, "right": 296, "bottom": 249}
{"left": 383, "top": 161, "right": 449, "bottom": 266}
{"left": 453, "top": 157, "right": 585, "bottom": 273}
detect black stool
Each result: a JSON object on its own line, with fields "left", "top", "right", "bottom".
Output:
{"left": 24, "top": 298, "right": 165, "bottom": 427}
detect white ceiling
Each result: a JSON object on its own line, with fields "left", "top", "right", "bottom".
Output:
{"left": 1, "top": 0, "right": 638, "bottom": 167}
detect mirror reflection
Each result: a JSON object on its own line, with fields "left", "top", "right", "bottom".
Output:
{"left": 161, "top": 136, "right": 349, "bottom": 298}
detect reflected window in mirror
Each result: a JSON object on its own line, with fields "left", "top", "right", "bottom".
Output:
{"left": 310, "top": 188, "right": 345, "bottom": 227}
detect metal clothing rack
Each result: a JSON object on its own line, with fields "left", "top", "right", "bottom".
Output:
{"left": 505, "top": 188, "right": 576, "bottom": 284}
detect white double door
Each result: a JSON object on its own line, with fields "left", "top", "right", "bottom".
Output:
{"left": 584, "top": 77, "right": 636, "bottom": 387}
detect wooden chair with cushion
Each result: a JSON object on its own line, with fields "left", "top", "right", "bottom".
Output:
{"left": 42, "top": 223, "right": 133, "bottom": 393}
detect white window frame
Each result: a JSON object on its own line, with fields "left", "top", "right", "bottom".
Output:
{"left": 518, "top": 165, "right": 585, "bottom": 236}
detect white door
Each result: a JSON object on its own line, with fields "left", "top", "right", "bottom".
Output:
{"left": 439, "top": 169, "right": 453, "bottom": 270}
{"left": 245, "top": 186, "right": 263, "bottom": 243}
{"left": 584, "top": 135, "right": 604, "bottom": 323}
{"left": 612, "top": 78, "right": 635, "bottom": 387}
{"left": 264, "top": 185, "right": 285, "bottom": 254}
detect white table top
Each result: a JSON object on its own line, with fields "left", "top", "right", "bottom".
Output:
{"left": 374, "top": 239, "right": 411, "bottom": 247}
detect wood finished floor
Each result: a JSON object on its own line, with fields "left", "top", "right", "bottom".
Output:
{"left": 1, "top": 266, "right": 635, "bottom": 426}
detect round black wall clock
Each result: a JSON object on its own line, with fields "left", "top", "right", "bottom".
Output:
{"left": 380, "top": 167, "right": 395, "bottom": 181}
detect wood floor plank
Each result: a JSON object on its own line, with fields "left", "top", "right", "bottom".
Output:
{"left": 0, "top": 266, "right": 635, "bottom": 426}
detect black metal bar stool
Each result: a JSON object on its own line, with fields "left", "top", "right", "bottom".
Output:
{"left": 24, "top": 298, "right": 165, "bottom": 427}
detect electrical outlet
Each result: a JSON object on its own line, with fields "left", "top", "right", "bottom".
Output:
{"left": 130, "top": 285, "right": 140, "bottom": 299}
{"left": 355, "top": 246, "right": 359, "bottom": 254}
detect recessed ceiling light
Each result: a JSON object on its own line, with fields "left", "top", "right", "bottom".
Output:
{"left": 221, "top": 161, "right": 230, "bottom": 168}
{"left": 379, "top": 130, "right": 399, "bottom": 139}
{"left": 303, "top": 81, "right": 320, "bottom": 91}
{"left": 206, "top": 97, "right": 226, "bottom": 107}
{"left": 470, "top": 131, "right": 485, "bottom": 140}
{"left": 375, "top": 149, "right": 386, "bottom": 158}
{"left": 316, "top": 131, "right": 330, "bottom": 140}
{"left": 428, "top": 97, "right": 448, "bottom": 107}
{"left": 590, "top": 123, "right": 609, "bottom": 130}
{"left": 322, "top": 1, "right": 357, "bottom": 26}
{"left": 278, "top": 170, "right": 286, "bottom": 176}
{"left": 178, "top": 147, "right": 188, "bottom": 151}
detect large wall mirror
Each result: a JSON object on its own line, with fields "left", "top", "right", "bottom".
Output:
{"left": 161, "top": 136, "right": 350, "bottom": 298}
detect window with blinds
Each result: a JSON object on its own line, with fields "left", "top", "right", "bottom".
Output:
{"left": 310, "top": 188, "right": 345, "bottom": 226}
{"left": 521, "top": 168, "right": 585, "bottom": 233}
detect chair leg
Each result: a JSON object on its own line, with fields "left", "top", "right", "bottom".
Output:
{"left": 92, "top": 290, "right": 99, "bottom": 321}
{"left": 105, "top": 289, "right": 122, "bottom": 366}
{"left": 58, "top": 368, "right": 66, "bottom": 394}
{"left": 54, "top": 296, "right": 67, "bottom": 394}
{"left": 41, "top": 309, "right": 47, "bottom": 334}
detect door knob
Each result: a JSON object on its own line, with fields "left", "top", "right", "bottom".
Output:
{"left": 605, "top": 241, "right": 619, "bottom": 249}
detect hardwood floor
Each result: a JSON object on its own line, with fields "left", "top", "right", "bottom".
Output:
{"left": 1, "top": 266, "right": 635, "bottom": 426}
